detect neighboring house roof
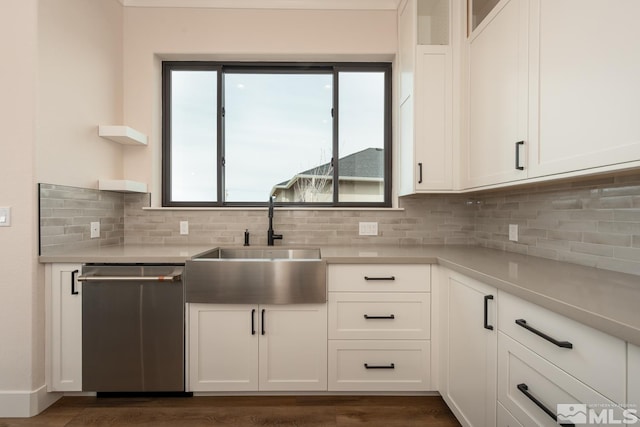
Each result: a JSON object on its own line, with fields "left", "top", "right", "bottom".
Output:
{"left": 274, "top": 147, "right": 384, "bottom": 190}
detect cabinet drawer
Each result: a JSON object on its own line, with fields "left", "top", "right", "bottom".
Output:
{"left": 498, "top": 291, "right": 625, "bottom": 403}
{"left": 328, "top": 264, "right": 430, "bottom": 292}
{"left": 328, "top": 292, "right": 430, "bottom": 340}
{"left": 498, "top": 401, "right": 523, "bottom": 427}
{"left": 498, "top": 333, "right": 623, "bottom": 427}
{"left": 328, "top": 340, "right": 430, "bottom": 391}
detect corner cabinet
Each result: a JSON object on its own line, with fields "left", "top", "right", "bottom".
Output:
{"left": 398, "top": 0, "right": 456, "bottom": 194}
{"left": 46, "top": 263, "right": 83, "bottom": 392}
{"left": 188, "top": 303, "right": 327, "bottom": 392}
{"left": 437, "top": 266, "right": 498, "bottom": 427}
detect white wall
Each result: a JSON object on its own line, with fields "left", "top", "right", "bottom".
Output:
{"left": 37, "top": 0, "right": 124, "bottom": 188}
{"left": 0, "top": 0, "right": 124, "bottom": 417}
{"left": 122, "top": 7, "right": 397, "bottom": 204}
{"left": 0, "top": 0, "right": 43, "bottom": 417}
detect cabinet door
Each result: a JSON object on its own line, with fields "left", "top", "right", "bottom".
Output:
{"left": 47, "top": 263, "right": 83, "bottom": 391}
{"left": 466, "top": 0, "right": 529, "bottom": 188}
{"left": 188, "top": 304, "right": 258, "bottom": 391}
{"left": 528, "top": 0, "right": 640, "bottom": 178}
{"left": 440, "top": 268, "right": 497, "bottom": 427}
{"left": 629, "top": 343, "right": 640, "bottom": 420}
{"left": 415, "top": 46, "right": 453, "bottom": 190}
{"left": 259, "top": 304, "right": 327, "bottom": 391}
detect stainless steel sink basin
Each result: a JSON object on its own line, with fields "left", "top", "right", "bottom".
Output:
{"left": 196, "top": 247, "right": 321, "bottom": 260}
{"left": 185, "top": 247, "right": 326, "bottom": 304}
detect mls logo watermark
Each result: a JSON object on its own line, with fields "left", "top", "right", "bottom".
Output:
{"left": 557, "top": 404, "right": 638, "bottom": 425}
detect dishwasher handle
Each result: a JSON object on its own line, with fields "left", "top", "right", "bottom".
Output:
{"left": 78, "top": 273, "right": 182, "bottom": 283}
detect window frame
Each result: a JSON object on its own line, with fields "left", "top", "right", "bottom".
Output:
{"left": 162, "top": 61, "right": 392, "bottom": 208}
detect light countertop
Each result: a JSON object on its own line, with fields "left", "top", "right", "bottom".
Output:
{"left": 40, "top": 244, "right": 640, "bottom": 346}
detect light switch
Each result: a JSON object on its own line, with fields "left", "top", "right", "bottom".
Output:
{"left": 0, "top": 207, "right": 10, "bottom": 227}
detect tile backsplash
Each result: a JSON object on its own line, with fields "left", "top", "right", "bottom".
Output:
{"left": 39, "top": 183, "right": 125, "bottom": 254}
{"left": 123, "top": 194, "right": 476, "bottom": 247}
{"left": 472, "top": 173, "right": 640, "bottom": 275}
{"left": 40, "top": 172, "right": 640, "bottom": 275}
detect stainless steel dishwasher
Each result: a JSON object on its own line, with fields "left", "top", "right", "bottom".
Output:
{"left": 79, "top": 264, "right": 186, "bottom": 394}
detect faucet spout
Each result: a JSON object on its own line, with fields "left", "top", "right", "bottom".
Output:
{"left": 267, "top": 196, "right": 283, "bottom": 246}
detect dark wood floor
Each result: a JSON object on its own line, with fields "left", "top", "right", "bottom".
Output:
{"left": 0, "top": 395, "right": 461, "bottom": 427}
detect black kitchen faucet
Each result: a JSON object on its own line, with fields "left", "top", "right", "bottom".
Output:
{"left": 267, "top": 195, "right": 283, "bottom": 246}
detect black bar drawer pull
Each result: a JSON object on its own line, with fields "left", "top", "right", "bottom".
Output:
{"left": 364, "top": 276, "right": 396, "bottom": 281}
{"left": 71, "top": 269, "right": 79, "bottom": 295}
{"left": 261, "top": 309, "right": 266, "bottom": 335}
{"left": 364, "top": 363, "right": 395, "bottom": 369}
{"left": 418, "top": 162, "right": 423, "bottom": 184}
{"left": 515, "top": 141, "right": 525, "bottom": 170}
{"left": 251, "top": 309, "right": 256, "bottom": 335}
{"left": 515, "top": 319, "right": 573, "bottom": 349}
{"left": 517, "top": 383, "right": 574, "bottom": 426}
{"left": 364, "top": 314, "right": 395, "bottom": 320}
{"left": 484, "top": 295, "right": 494, "bottom": 330}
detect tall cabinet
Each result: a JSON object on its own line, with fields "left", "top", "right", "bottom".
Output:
{"left": 398, "top": 0, "right": 456, "bottom": 193}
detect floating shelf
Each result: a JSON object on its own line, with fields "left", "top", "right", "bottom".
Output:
{"left": 98, "top": 125, "right": 148, "bottom": 146}
{"left": 98, "top": 179, "right": 148, "bottom": 193}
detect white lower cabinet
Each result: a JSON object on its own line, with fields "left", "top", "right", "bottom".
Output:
{"left": 498, "top": 333, "right": 622, "bottom": 427}
{"left": 328, "top": 340, "right": 430, "bottom": 391}
{"left": 46, "top": 263, "right": 83, "bottom": 392}
{"left": 629, "top": 343, "right": 640, "bottom": 420}
{"left": 439, "top": 267, "right": 497, "bottom": 427}
{"left": 188, "top": 303, "right": 327, "bottom": 392}
{"left": 497, "top": 401, "right": 523, "bottom": 427}
{"left": 327, "top": 264, "right": 432, "bottom": 392}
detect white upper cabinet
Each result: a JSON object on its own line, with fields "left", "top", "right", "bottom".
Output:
{"left": 398, "top": 0, "right": 455, "bottom": 194}
{"left": 464, "top": 0, "right": 640, "bottom": 189}
{"left": 465, "top": 0, "right": 529, "bottom": 188}
{"left": 527, "top": 0, "right": 640, "bottom": 178}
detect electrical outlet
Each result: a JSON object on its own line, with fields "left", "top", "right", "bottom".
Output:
{"left": 0, "top": 207, "right": 11, "bottom": 227}
{"left": 90, "top": 221, "right": 100, "bottom": 239}
{"left": 509, "top": 224, "right": 518, "bottom": 242}
{"left": 180, "top": 221, "right": 189, "bottom": 235}
{"left": 359, "top": 222, "right": 378, "bottom": 236}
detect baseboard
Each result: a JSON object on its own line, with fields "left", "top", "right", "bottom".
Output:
{"left": 0, "top": 385, "right": 62, "bottom": 418}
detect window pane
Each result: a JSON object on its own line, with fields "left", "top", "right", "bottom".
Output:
{"left": 170, "top": 70, "right": 217, "bottom": 202}
{"left": 224, "top": 73, "right": 333, "bottom": 203}
{"left": 338, "top": 72, "right": 385, "bottom": 203}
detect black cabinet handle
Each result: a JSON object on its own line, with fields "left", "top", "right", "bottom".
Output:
{"left": 261, "top": 309, "right": 266, "bottom": 335}
{"left": 517, "top": 383, "right": 574, "bottom": 426}
{"left": 515, "top": 141, "right": 525, "bottom": 170}
{"left": 364, "top": 276, "right": 395, "bottom": 281}
{"left": 364, "top": 363, "right": 395, "bottom": 369}
{"left": 71, "top": 270, "right": 79, "bottom": 295}
{"left": 251, "top": 309, "right": 256, "bottom": 335}
{"left": 484, "top": 295, "right": 494, "bottom": 330}
{"left": 364, "top": 314, "right": 395, "bottom": 320}
{"left": 418, "top": 162, "right": 423, "bottom": 184}
{"left": 515, "top": 319, "right": 573, "bottom": 349}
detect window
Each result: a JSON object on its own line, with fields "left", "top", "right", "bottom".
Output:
{"left": 162, "top": 62, "right": 391, "bottom": 207}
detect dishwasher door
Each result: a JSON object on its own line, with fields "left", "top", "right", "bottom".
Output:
{"left": 80, "top": 264, "right": 185, "bottom": 392}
